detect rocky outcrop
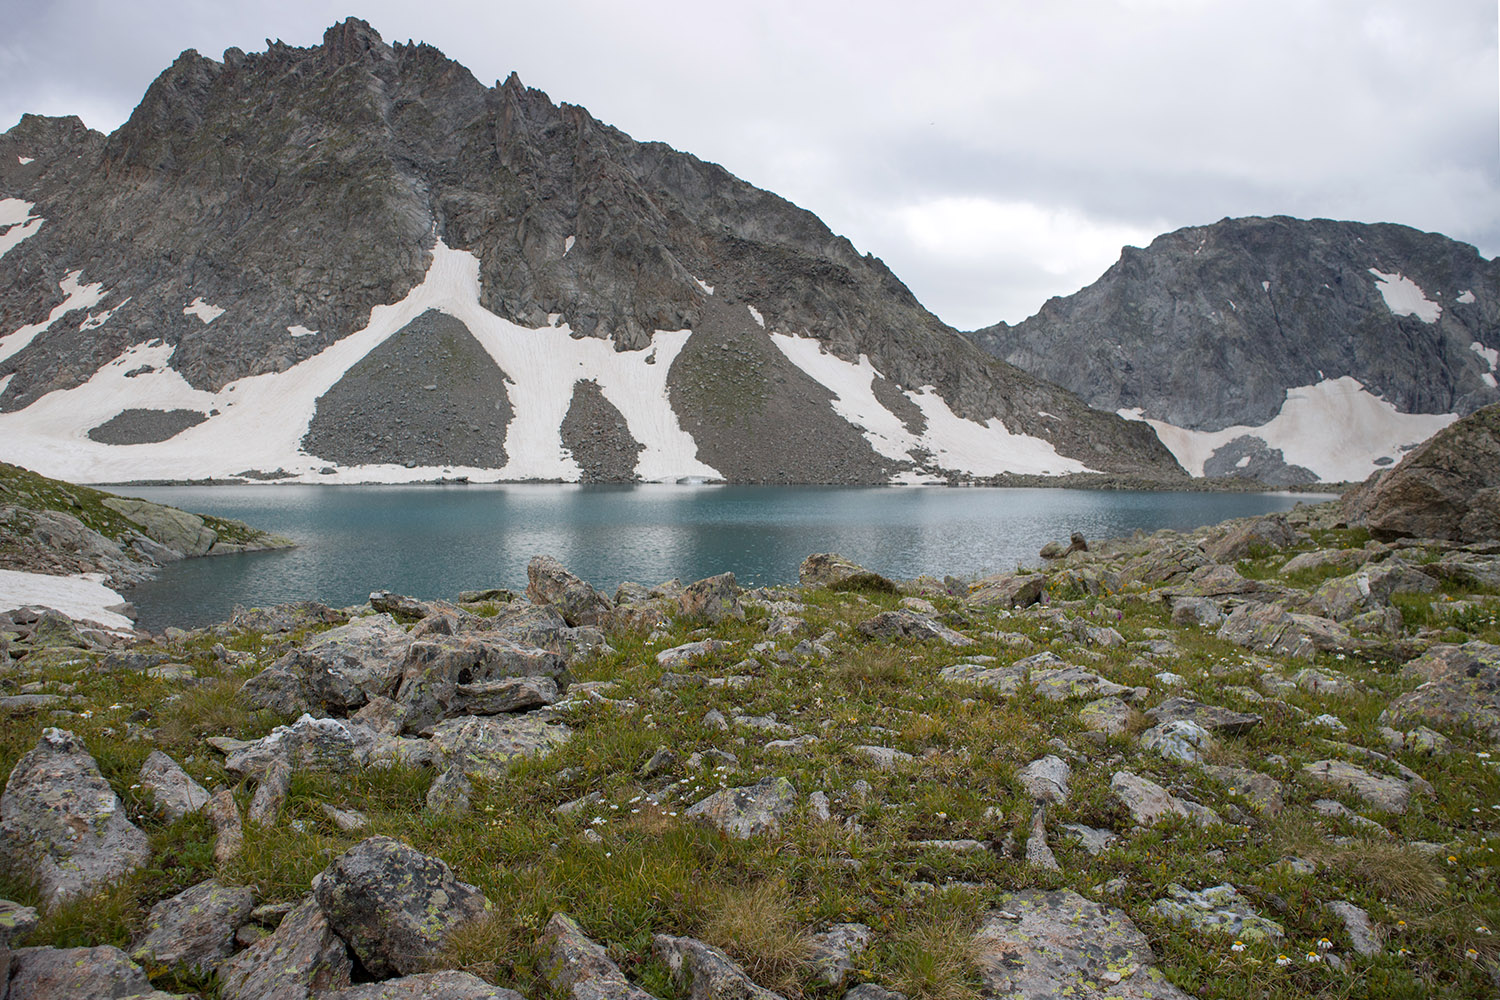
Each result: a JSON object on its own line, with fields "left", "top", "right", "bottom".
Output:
{"left": 1344, "top": 403, "right": 1500, "bottom": 541}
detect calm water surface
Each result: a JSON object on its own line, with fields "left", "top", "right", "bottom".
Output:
{"left": 120, "top": 485, "right": 1331, "bottom": 630}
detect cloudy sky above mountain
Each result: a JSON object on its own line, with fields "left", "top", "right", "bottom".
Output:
{"left": 2, "top": 0, "right": 1494, "bottom": 328}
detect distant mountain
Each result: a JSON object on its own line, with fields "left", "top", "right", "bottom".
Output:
{"left": 0, "top": 18, "right": 1179, "bottom": 485}
{"left": 968, "top": 216, "right": 1500, "bottom": 484}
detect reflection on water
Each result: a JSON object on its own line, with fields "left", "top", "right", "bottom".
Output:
{"left": 119, "top": 484, "right": 1331, "bottom": 630}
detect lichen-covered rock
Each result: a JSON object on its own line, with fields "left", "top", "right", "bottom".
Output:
{"left": 1301, "top": 759, "right": 1423, "bottom": 814}
{"left": 131, "top": 879, "right": 254, "bottom": 977}
{"left": 542, "top": 912, "right": 658, "bottom": 1000}
{"left": 527, "top": 556, "right": 614, "bottom": 627}
{"left": 798, "top": 554, "right": 894, "bottom": 592}
{"left": 319, "top": 973, "right": 526, "bottom": 999}
{"left": 1079, "top": 695, "right": 1133, "bottom": 735}
{"left": 973, "top": 889, "right": 1194, "bottom": 999}
{"left": 856, "top": 610, "right": 971, "bottom": 646}
{"left": 137, "top": 750, "right": 209, "bottom": 822}
{"left": 1029, "top": 665, "right": 1131, "bottom": 701}
{"left": 1018, "top": 755, "right": 1071, "bottom": 804}
{"left": 1152, "top": 883, "right": 1284, "bottom": 941}
{"left": 685, "top": 777, "right": 797, "bottom": 839}
{"left": 217, "top": 896, "right": 352, "bottom": 1000}
{"left": 7, "top": 944, "right": 155, "bottom": 999}
{"left": 1, "top": 897, "right": 39, "bottom": 991}
{"left": 429, "top": 713, "right": 572, "bottom": 780}
{"left": 967, "top": 573, "right": 1044, "bottom": 609}
{"left": 653, "top": 933, "right": 788, "bottom": 1000}
{"left": 102, "top": 496, "right": 218, "bottom": 556}
{"left": 396, "top": 635, "right": 568, "bottom": 733}
{"left": 938, "top": 662, "right": 1026, "bottom": 695}
{"left": 1216, "top": 603, "right": 1362, "bottom": 660}
{"left": 1145, "top": 697, "right": 1261, "bottom": 736}
{"left": 313, "top": 835, "right": 492, "bottom": 979}
{"left": 1204, "top": 514, "right": 1298, "bottom": 562}
{"left": 243, "top": 613, "right": 411, "bottom": 714}
{"left": 1381, "top": 641, "right": 1500, "bottom": 742}
{"left": 206, "top": 788, "right": 242, "bottom": 865}
{"left": 1203, "top": 766, "right": 1284, "bottom": 816}
{"left": 1313, "top": 560, "right": 1437, "bottom": 621}
{"left": 808, "top": 923, "right": 871, "bottom": 988}
{"left": 223, "top": 714, "right": 381, "bottom": 777}
{"left": 655, "top": 639, "right": 731, "bottom": 668}
{"left": 678, "top": 572, "right": 745, "bottom": 623}
{"left": 1139, "top": 720, "right": 1214, "bottom": 763}
{"left": 1327, "top": 900, "right": 1382, "bottom": 956}
{"left": 1111, "top": 770, "right": 1220, "bottom": 828}
{"left": 0, "top": 728, "right": 151, "bottom": 906}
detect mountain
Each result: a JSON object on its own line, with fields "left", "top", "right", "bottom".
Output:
{"left": 0, "top": 19, "right": 1180, "bottom": 486}
{"left": 968, "top": 216, "right": 1500, "bottom": 484}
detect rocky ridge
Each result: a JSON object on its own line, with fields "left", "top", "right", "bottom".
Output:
{"left": 0, "top": 19, "right": 1179, "bottom": 485}
{"left": 1, "top": 481, "right": 1499, "bottom": 996}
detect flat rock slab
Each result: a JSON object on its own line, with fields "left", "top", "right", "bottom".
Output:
{"left": 1079, "top": 696, "right": 1132, "bottom": 735}
{"left": 8, "top": 945, "right": 154, "bottom": 999}
{"left": 321, "top": 973, "right": 526, "bottom": 999}
{"left": 542, "top": 912, "right": 658, "bottom": 1000}
{"left": 1111, "top": 771, "right": 1220, "bottom": 828}
{"left": 808, "top": 922, "right": 871, "bottom": 987}
{"left": 314, "top": 835, "right": 491, "bottom": 979}
{"left": 430, "top": 713, "right": 572, "bottom": 780}
{"left": 973, "top": 889, "right": 1193, "bottom": 999}
{"left": 1301, "top": 759, "right": 1420, "bottom": 814}
{"left": 137, "top": 749, "right": 209, "bottom": 822}
{"left": 1152, "top": 883, "right": 1284, "bottom": 941}
{"left": 218, "top": 896, "right": 353, "bottom": 1000}
{"left": 132, "top": 878, "right": 254, "bottom": 976}
{"left": 223, "top": 714, "right": 380, "bottom": 777}
{"left": 656, "top": 639, "right": 731, "bottom": 668}
{"left": 966, "top": 574, "right": 1044, "bottom": 608}
{"left": 1216, "top": 604, "right": 1360, "bottom": 660}
{"left": 1145, "top": 697, "right": 1261, "bottom": 736}
{"left": 1383, "top": 641, "right": 1500, "bottom": 743}
{"left": 856, "top": 610, "right": 971, "bottom": 646}
{"left": 654, "top": 933, "right": 787, "bottom": 1000}
{"left": 0, "top": 728, "right": 151, "bottom": 906}
{"left": 685, "top": 777, "right": 797, "bottom": 839}
{"left": 938, "top": 662, "right": 1026, "bottom": 694}
{"left": 1030, "top": 665, "right": 1130, "bottom": 701}
{"left": 1203, "top": 766, "right": 1284, "bottom": 816}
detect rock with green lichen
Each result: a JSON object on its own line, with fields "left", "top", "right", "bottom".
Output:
{"left": 131, "top": 878, "right": 254, "bottom": 977}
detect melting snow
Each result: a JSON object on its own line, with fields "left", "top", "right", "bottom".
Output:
{"left": 0, "top": 241, "right": 719, "bottom": 485}
{"left": 1470, "top": 341, "right": 1498, "bottom": 371}
{"left": 0, "top": 569, "right": 133, "bottom": 631}
{"left": 747, "top": 305, "right": 764, "bottom": 328}
{"left": 16, "top": 156, "right": 34, "bottom": 165}
{"left": 0, "top": 270, "right": 107, "bottom": 365}
{"left": 0, "top": 197, "right": 44, "bottom": 259}
{"left": 1368, "top": 269, "right": 1441, "bottom": 323}
{"left": 1235, "top": 455, "right": 1252, "bottom": 469}
{"left": 563, "top": 235, "right": 575, "bottom": 256}
{"left": 183, "top": 298, "right": 225, "bottom": 324}
{"left": 770, "top": 332, "right": 1090, "bottom": 478}
{"left": 693, "top": 277, "right": 714, "bottom": 295}
{"left": 1119, "top": 377, "right": 1456, "bottom": 482}
{"left": 79, "top": 297, "right": 130, "bottom": 332}
{"left": 1484, "top": 373, "right": 1498, "bottom": 389}
{"left": 1457, "top": 289, "right": 1476, "bottom": 304}
{"left": 1261, "top": 281, "right": 1270, "bottom": 292}
{"left": 287, "top": 325, "right": 317, "bottom": 338}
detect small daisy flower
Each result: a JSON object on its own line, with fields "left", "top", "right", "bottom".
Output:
{"left": 1306, "top": 952, "right": 1322, "bottom": 963}
{"left": 1231, "top": 941, "right": 1245, "bottom": 952}
{"left": 1466, "top": 948, "right": 1480, "bottom": 960}
{"left": 1275, "top": 955, "right": 1292, "bottom": 967}
{"left": 1398, "top": 948, "right": 1411, "bottom": 957}
{"left": 1477, "top": 926, "right": 1491, "bottom": 935}
{"left": 1317, "top": 938, "right": 1333, "bottom": 951}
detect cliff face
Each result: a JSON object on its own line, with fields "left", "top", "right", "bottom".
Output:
{"left": 969, "top": 217, "right": 1500, "bottom": 484}
{"left": 0, "top": 19, "right": 1181, "bottom": 485}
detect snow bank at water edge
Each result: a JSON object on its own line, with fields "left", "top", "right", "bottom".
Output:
{"left": 0, "top": 570, "right": 134, "bottom": 631}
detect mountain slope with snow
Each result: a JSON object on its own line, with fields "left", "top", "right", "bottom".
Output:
{"left": 969, "top": 216, "right": 1500, "bottom": 484}
{"left": 0, "top": 19, "right": 1179, "bottom": 485}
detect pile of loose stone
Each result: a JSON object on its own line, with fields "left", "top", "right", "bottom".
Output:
{"left": 1, "top": 505, "right": 1499, "bottom": 998}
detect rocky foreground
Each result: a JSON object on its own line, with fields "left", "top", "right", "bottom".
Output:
{"left": 0, "top": 491, "right": 1497, "bottom": 998}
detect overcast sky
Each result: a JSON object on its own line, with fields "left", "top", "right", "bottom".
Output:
{"left": 2, "top": 0, "right": 1495, "bottom": 328}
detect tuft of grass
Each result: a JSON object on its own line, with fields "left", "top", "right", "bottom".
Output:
{"left": 703, "top": 880, "right": 813, "bottom": 997}
{"left": 883, "top": 913, "right": 980, "bottom": 1000}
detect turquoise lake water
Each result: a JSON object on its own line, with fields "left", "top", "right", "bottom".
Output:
{"left": 119, "top": 484, "right": 1331, "bottom": 630}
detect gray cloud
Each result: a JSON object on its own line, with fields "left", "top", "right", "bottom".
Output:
{"left": 2, "top": 0, "right": 1494, "bottom": 327}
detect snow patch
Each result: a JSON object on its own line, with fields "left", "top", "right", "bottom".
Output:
{"left": 1235, "top": 455, "right": 1251, "bottom": 469}
{"left": 1457, "top": 289, "right": 1476, "bottom": 304}
{"left": 1368, "top": 269, "right": 1441, "bottom": 323}
{"left": 1261, "top": 280, "right": 1270, "bottom": 292}
{"left": 16, "top": 156, "right": 34, "bottom": 165}
{"left": 1119, "top": 377, "right": 1456, "bottom": 482}
{"left": 0, "top": 197, "right": 44, "bottom": 259}
{"left": 0, "top": 570, "right": 134, "bottom": 631}
{"left": 287, "top": 325, "right": 317, "bottom": 338}
{"left": 79, "top": 297, "right": 130, "bottom": 332}
{"left": 0, "top": 270, "right": 107, "bottom": 365}
{"left": 563, "top": 235, "right": 575, "bottom": 256}
{"left": 770, "top": 332, "right": 1090, "bottom": 478}
{"left": 1483, "top": 373, "right": 1497, "bottom": 389}
{"left": 693, "top": 277, "right": 714, "bottom": 295}
{"left": 1470, "top": 341, "right": 1498, "bottom": 371}
{"left": 183, "top": 298, "right": 224, "bottom": 324}
{"left": 747, "top": 305, "right": 764, "bottom": 328}
{"left": 1036, "top": 411, "right": 1056, "bottom": 419}
{"left": 0, "top": 241, "right": 720, "bottom": 485}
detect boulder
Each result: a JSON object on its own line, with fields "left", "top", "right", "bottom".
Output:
{"left": 1169, "top": 597, "right": 1224, "bottom": 628}
{"left": 1111, "top": 771, "right": 1220, "bottom": 827}
{"left": 1145, "top": 697, "right": 1261, "bottom": 736}
{"left": 244, "top": 613, "right": 411, "bottom": 714}
{"left": 1327, "top": 900, "right": 1382, "bottom": 957}
{"left": 1216, "top": 603, "right": 1362, "bottom": 660}
{"left": 678, "top": 573, "right": 745, "bottom": 623}
{"left": 808, "top": 923, "right": 871, "bottom": 987}
{"left": 1205, "top": 514, "right": 1298, "bottom": 562}
{"left": 1139, "top": 720, "right": 1214, "bottom": 763}
{"left": 1152, "top": 884, "right": 1284, "bottom": 941}
{"left": 313, "top": 835, "right": 491, "bottom": 979}
{"left": 0, "top": 728, "right": 151, "bottom": 906}
{"left": 102, "top": 496, "right": 219, "bottom": 556}
{"left": 1301, "top": 759, "right": 1423, "bottom": 814}
{"left": 396, "top": 635, "right": 568, "bottom": 733}
{"left": 527, "top": 556, "right": 614, "bottom": 627}
{"left": 1029, "top": 665, "right": 1131, "bottom": 701}
{"left": 685, "top": 777, "right": 798, "bottom": 838}
{"left": 429, "top": 713, "right": 572, "bottom": 780}
{"left": 218, "top": 896, "right": 353, "bottom": 1000}
{"left": 7, "top": 945, "right": 155, "bottom": 999}
{"left": 1203, "top": 766, "right": 1284, "bottom": 816}
{"left": 223, "top": 714, "right": 380, "bottom": 777}
{"left": 137, "top": 750, "right": 209, "bottom": 822}
{"left": 966, "top": 573, "right": 1044, "bottom": 609}
{"left": 542, "top": 912, "right": 657, "bottom": 1000}
{"left": 229, "top": 600, "right": 346, "bottom": 634}
{"left": 1312, "top": 560, "right": 1438, "bottom": 621}
{"left": 856, "top": 610, "right": 971, "bottom": 646}
{"left": 656, "top": 639, "right": 731, "bottom": 668}
{"left": 1381, "top": 641, "right": 1500, "bottom": 742}
{"left": 653, "top": 933, "right": 787, "bottom": 1000}
{"left": 319, "top": 974, "right": 525, "bottom": 999}
{"left": 798, "top": 553, "right": 894, "bottom": 592}
{"left": 1018, "top": 755, "right": 1071, "bottom": 804}
{"left": 247, "top": 757, "right": 292, "bottom": 825}
{"left": 1344, "top": 402, "right": 1500, "bottom": 542}
{"left": 1078, "top": 696, "right": 1133, "bottom": 735}
{"left": 973, "top": 889, "right": 1193, "bottom": 1000}
{"left": 131, "top": 879, "right": 254, "bottom": 977}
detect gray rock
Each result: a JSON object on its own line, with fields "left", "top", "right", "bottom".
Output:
{"left": 1111, "top": 771, "right": 1220, "bottom": 828}
{"left": 678, "top": 572, "right": 745, "bottom": 623}
{"left": 1029, "top": 665, "right": 1130, "bottom": 701}
{"left": 1327, "top": 900, "right": 1382, "bottom": 956}
{"left": 247, "top": 756, "right": 291, "bottom": 825}
{"left": 1301, "top": 759, "right": 1422, "bottom": 814}
{"left": 206, "top": 788, "right": 243, "bottom": 865}
{"left": 430, "top": 713, "right": 572, "bottom": 781}
{"left": 1170, "top": 597, "right": 1224, "bottom": 628}
{"left": 843, "top": 987, "right": 906, "bottom": 1000}
{"left": 321, "top": 803, "right": 369, "bottom": 831}
{"left": 973, "top": 889, "right": 1193, "bottom": 999}
{"left": 224, "top": 714, "right": 380, "bottom": 777}
{"left": 1025, "top": 807, "right": 1059, "bottom": 871}
{"left": 319, "top": 973, "right": 526, "bottom": 999}
{"left": 966, "top": 574, "right": 1044, "bottom": 609}
{"left": 542, "top": 912, "right": 658, "bottom": 1000}
{"left": 1061, "top": 824, "right": 1118, "bottom": 855}
{"left": 396, "top": 635, "right": 568, "bottom": 734}
{"left": 527, "top": 556, "right": 614, "bottom": 627}
{"left": 453, "top": 675, "right": 560, "bottom": 716}
{"left": 1078, "top": 696, "right": 1132, "bottom": 735}
{"left": 218, "top": 896, "right": 353, "bottom": 1000}
{"left": 1145, "top": 697, "right": 1262, "bottom": 736}
{"left": 653, "top": 933, "right": 787, "bottom": 1000}
{"left": 314, "top": 835, "right": 492, "bottom": 979}
{"left": 1381, "top": 641, "right": 1500, "bottom": 742}
{"left": 426, "top": 766, "right": 474, "bottom": 816}
{"left": 809, "top": 922, "right": 871, "bottom": 987}
{"left": 938, "top": 662, "right": 1026, "bottom": 694}
{"left": 855, "top": 746, "right": 913, "bottom": 770}
{"left": 1018, "top": 755, "right": 1071, "bottom": 804}
{"left": 1313, "top": 561, "right": 1438, "bottom": 621}
{"left": 102, "top": 496, "right": 218, "bottom": 556}
{"left": 856, "top": 610, "right": 971, "bottom": 646}
{"left": 1152, "top": 884, "right": 1284, "bottom": 941}
{"left": 798, "top": 554, "right": 895, "bottom": 593}
{"left": 1216, "top": 603, "right": 1361, "bottom": 660}
{"left": 243, "top": 613, "right": 411, "bottom": 715}
{"left": 1203, "top": 766, "right": 1284, "bottom": 816}
{"left": 1204, "top": 515, "right": 1298, "bottom": 562}
{"left": 657, "top": 640, "right": 731, "bottom": 668}
{"left": 1139, "top": 720, "right": 1214, "bottom": 763}
{"left": 131, "top": 879, "right": 254, "bottom": 976}
{"left": 137, "top": 750, "right": 209, "bottom": 822}
{"left": 7, "top": 945, "right": 154, "bottom": 999}
{"left": 0, "top": 728, "right": 151, "bottom": 907}
{"left": 685, "top": 777, "right": 797, "bottom": 838}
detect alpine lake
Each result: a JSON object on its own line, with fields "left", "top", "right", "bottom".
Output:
{"left": 115, "top": 484, "right": 1334, "bottom": 631}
